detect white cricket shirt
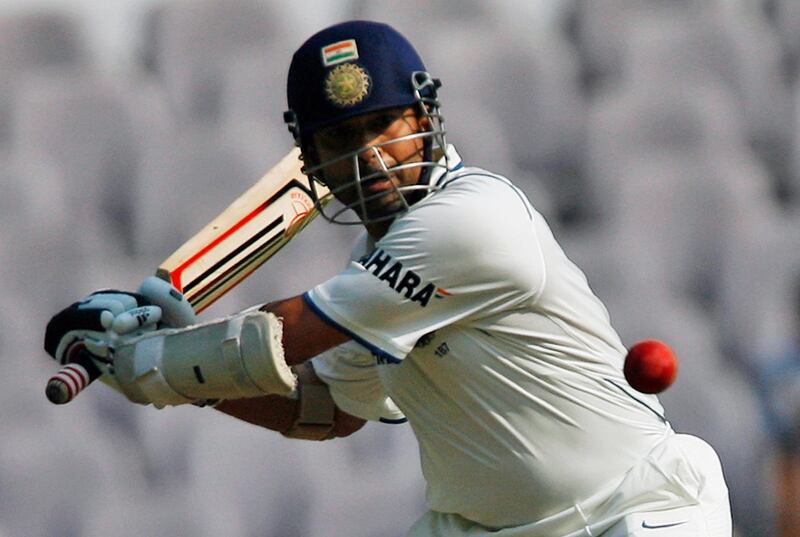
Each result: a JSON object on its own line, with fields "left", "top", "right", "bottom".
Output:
{"left": 307, "top": 147, "right": 671, "bottom": 529}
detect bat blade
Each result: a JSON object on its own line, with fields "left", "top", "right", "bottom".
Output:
{"left": 156, "top": 147, "right": 328, "bottom": 312}
{"left": 47, "top": 147, "right": 329, "bottom": 404}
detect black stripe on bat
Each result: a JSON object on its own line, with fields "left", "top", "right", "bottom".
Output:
{"left": 183, "top": 215, "right": 284, "bottom": 295}
{"left": 181, "top": 176, "right": 316, "bottom": 294}
{"left": 189, "top": 226, "right": 286, "bottom": 308}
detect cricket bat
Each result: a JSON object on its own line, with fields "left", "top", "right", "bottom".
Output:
{"left": 46, "top": 147, "right": 329, "bottom": 404}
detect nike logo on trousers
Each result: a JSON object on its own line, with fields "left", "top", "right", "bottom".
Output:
{"left": 641, "top": 520, "right": 687, "bottom": 530}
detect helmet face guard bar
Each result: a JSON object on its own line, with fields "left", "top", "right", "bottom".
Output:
{"left": 298, "top": 72, "right": 451, "bottom": 226}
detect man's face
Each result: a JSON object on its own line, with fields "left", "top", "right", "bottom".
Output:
{"left": 309, "top": 107, "right": 429, "bottom": 221}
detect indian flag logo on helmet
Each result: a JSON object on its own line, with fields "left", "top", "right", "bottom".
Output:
{"left": 321, "top": 39, "right": 359, "bottom": 67}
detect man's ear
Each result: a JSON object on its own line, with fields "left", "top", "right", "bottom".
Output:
{"left": 417, "top": 111, "right": 431, "bottom": 130}
{"left": 300, "top": 138, "right": 320, "bottom": 166}
{"left": 299, "top": 142, "right": 329, "bottom": 186}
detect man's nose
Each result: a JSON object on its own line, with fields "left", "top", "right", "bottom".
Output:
{"left": 358, "top": 145, "right": 385, "bottom": 172}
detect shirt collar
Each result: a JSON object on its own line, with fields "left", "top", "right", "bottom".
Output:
{"left": 430, "top": 144, "right": 463, "bottom": 187}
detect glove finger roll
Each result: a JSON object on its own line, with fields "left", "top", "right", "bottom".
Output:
{"left": 111, "top": 305, "right": 163, "bottom": 335}
{"left": 44, "top": 306, "right": 108, "bottom": 359}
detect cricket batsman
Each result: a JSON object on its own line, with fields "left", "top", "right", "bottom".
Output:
{"left": 44, "top": 21, "right": 733, "bottom": 536}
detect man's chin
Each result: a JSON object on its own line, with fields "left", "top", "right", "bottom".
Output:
{"left": 362, "top": 198, "right": 406, "bottom": 221}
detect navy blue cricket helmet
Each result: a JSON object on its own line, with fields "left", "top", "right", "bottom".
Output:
{"left": 285, "top": 20, "right": 437, "bottom": 139}
{"left": 284, "top": 20, "right": 450, "bottom": 226}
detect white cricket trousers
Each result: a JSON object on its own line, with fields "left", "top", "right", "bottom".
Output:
{"left": 406, "top": 433, "right": 731, "bottom": 537}
{"left": 600, "top": 434, "right": 731, "bottom": 536}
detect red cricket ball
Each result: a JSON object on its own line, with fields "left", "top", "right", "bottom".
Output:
{"left": 623, "top": 339, "right": 678, "bottom": 394}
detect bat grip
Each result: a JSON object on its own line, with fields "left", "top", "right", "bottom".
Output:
{"left": 46, "top": 349, "right": 103, "bottom": 405}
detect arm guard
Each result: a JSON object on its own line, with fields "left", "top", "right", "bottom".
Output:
{"left": 112, "top": 310, "right": 296, "bottom": 408}
{"left": 282, "top": 363, "right": 336, "bottom": 441}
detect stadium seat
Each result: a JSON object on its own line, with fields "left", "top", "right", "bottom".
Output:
{"left": 187, "top": 415, "right": 320, "bottom": 537}
{"left": 622, "top": 3, "right": 794, "bottom": 203}
{"left": 355, "top": 0, "right": 495, "bottom": 52}
{"left": 789, "top": 83, "right": 800, "bottom": 205}
{"left": 133, "top": 125, "right": 255, "bottom": 261}
{"left": 217, "top": 45, "right": 301, "bottom": 175}
{"left": 419, "top": 23, "right": 588, "bottom": 224}
{"left": 764, "top": 0, "right": 800, "bottom": 82}
{"left": 0, "top": 278, "right": 54, "bottom": 420}
{"left": 0, "top": 151, "right": 106, "bottom": 310}
{"left": 0, "top": 411, "right": 146, "bottom": 537}
{"left": 11, "top": 70, "right": 143, "bottom": 253}
{"left": 718, "top": 213, "right": 800, "bottom": 363}
{"left": 586, "top": 75, "right": 752, "bottom": 219}
{"left": 83, "top": 490, "right": 206, "bottom": 537}
{"left": 443, "top": 94, "right": 557, "bottom": 225}
{"left": 147, "top": 0, "right": 281, "bottom": 123}
{"left": 0, "top": 10, "right": 89, "bottom": 146}
{"left": 570, "top": 0, "right": 687, "bottom": 92}
{"left": 580, "top": 68, "right": 780, "bottom": 312}
{"left": 597, "top": 150, "right": 774, "bottom": 315}
{"left": 304, "top": 423, "right": 427, "bottom": 537}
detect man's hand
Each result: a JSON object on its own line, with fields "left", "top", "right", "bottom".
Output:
{"left": 44, "top": 291, "right": 162, "bottom": 365}
{"left": 44, "top": 291, "right": 163, "bottom": 404}
{"left": 44, "top": 279, "right": 197, "bottom": 405}
{"left": 137, "top": 276, "right": 197, "bottom": 328}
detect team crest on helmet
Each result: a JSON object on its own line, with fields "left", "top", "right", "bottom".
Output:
{"left": 324, "top": 63, "right": 371, "bottom": 108}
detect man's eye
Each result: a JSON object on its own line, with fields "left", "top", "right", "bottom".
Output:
{"left": 320, "top": 128, "right": 354, "bottom": 146}
{"left": 329, "top": 127, "right": 353, "bottom": 139}
{"left": 371, "top": 114, "right": 398, "bottom": 130}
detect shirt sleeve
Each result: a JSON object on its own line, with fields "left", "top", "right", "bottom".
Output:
{"left": 306, "top": 173, "right": 546, "bottom": 361}
{"left": 311, "top": 341, "right": 406, "bottom": 423}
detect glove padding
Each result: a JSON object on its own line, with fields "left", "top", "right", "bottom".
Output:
{"left": 44, "top": 291, "right": 162, "bottom": 365}
{"left": 44, "top": 289, "right": 293, "bottom": 409}
{"left": 137, "top": 276, "right": 197, "bottom": 328}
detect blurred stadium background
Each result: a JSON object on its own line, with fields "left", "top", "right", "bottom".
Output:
{"left": 2, "top": 0, "right": 800, "bottom": 535}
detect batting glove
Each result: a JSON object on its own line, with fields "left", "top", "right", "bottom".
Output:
{"left": 137, "top": 276, "right": 197, "bottom": 328}
{"left": 44, "top": 291, "right": 162, "bottom": 366}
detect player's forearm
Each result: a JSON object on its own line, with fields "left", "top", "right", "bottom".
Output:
{"left": 215, "top": 395, "right": 366, "bottom": 438}
{"left": 214, "top": 364, "right": 367, "bottom": 438}
{"left": 215, "top": 395, "right": 298, "bottom": 434}
{"left": 261, "top": 295, "right": 350, "bottom": 366}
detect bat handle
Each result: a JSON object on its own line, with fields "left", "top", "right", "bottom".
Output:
{"left": 46, "top": 349, "right": 103, "bottom": 405}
